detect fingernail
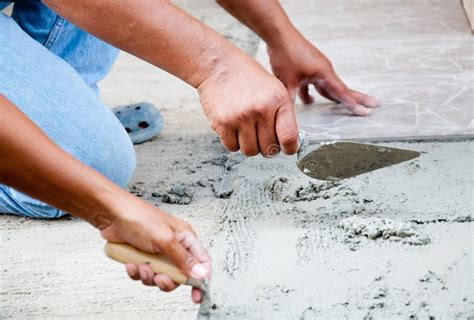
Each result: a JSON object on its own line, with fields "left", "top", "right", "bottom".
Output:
{"left": 191, "top": 263, "right": 208, "bottom": 279}
{"left": 354, "top": 105, "right": 371, "bottom": 116}
{"left": 366, "top": 97, "right": 381, "bottom": 108}
{"left": 156, "top": 282, "right": 165, "bottom": 290}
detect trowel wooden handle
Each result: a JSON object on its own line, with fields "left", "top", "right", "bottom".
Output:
{"left": 104, "top": 241, "right": 188, "bottom": 285}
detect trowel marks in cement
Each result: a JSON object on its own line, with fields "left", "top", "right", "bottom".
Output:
{"left": 200, "top": 139, "right": 474, "bottom": 319}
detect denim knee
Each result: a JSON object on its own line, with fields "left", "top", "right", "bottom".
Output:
{"left": 0, "top": 136, "right": 136, "bottom": 219}
{"left": 92, "top": 132, "right": 137, "bottom": 188}
{"left": 0, "top": 13, "right": 136, "bottom": 219}
{"left": 63, "top": 116, "right": 137, "bottom": 189}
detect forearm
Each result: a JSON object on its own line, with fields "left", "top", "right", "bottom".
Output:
{"left": 44, "top": 0, "right": 252, "bottom": 88}
{"left": 0, "top": 96, "right": 125, "bottom": 228}
{"left": 217, "top": 0, "right": 299, "bottom": 48}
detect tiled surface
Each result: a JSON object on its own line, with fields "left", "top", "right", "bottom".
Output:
{"left": 256, "top": 0, "right": 474, "bottom": 140}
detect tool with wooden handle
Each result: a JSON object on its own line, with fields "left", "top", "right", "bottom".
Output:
{"left": 104, "top": 241, "right": 209, "bottom": 292}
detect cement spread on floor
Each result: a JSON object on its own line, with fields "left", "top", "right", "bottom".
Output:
{"left": 200, "top": 139, "right": 473, "bottom": 319}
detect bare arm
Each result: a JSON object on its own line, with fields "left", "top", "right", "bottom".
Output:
{"left": 0, "top": 95, "right": 210, "bottom": 302}
{"left": 43, "top": 0, "right": 251, "bottom": 89}
{"left": 216, "top": 0, "right": 297, "bottom": 49}
{"left": 0, "top": 95, "right": 119, "bottom": 228}
{"left": 217, "top": 0, "right": 381, "bottom": 115}
{"left": 44, "top": 0, "right": 299, "bottom": 156}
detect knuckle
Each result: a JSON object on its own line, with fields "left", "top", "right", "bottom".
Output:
{"left": 158, "top": 231, "right": 175, "bottom": 248}
{"left": 253, "top": 104, "right": 269, "bottom": 118}
{"left": 211, "top": 114, "right": 236, "bottom": 132}
{"left": 216, "top": 113, "right": 238, "bottom": 128}
{"left": 273, "top": 86, "right": 289, "bottom": 105}
{"left": 179, "top": 221, "right": 193, "bottom": 233}
{"left": 182, "top": 252, "right": 195, "bottom": 270}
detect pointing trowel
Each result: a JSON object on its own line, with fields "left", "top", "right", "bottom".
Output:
{"left": 296, "top": 130, "right": 420, "bottom": 180}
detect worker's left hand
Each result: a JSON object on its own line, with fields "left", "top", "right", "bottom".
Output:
{"left": 267, "top": 33, "right": 380, "bottom": 116}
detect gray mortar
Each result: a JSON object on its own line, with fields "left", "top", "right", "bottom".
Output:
{"left": 212, "top": 179, "right": 234, "bottom": 199}
{"left": 161, "top": 184, "right": 194, "bottom": 205}
{"left": 339, "top": 216, "right": 430, "bottom": 245}
{"left": 1, "top": 135, "right": 473, "bottom": 318}
{"left": 200, "top": 139, "right": 474, "bottom": 319}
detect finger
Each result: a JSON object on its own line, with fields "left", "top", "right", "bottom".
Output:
{"left": 350, "top": 90, "right": 381, "bottom": 108}
{"left": 332, "top": 88, "right": 371, "bottom": 116}
{"left": 192, "top": 287, "right": 203, "bottom": 303}
{"left": 159, "top": 233, "right": 207, "bottom": 280}
{"left": 287, "top": 87, "right": 297, "bottom": 103}
{"left": 313, "top": 76, "right": 345, "bottom": 103}
{"left": 298, "top": 84, "right": 314, "bottom": 104}
{"left": 217, "top": 128, "right": 239, "bottom": 152}
{"left": 237, "top": 124, "right": 259, "bottom": 156}
{"left": 125, "top": 263, "right": 140, "bottom": 281}
{"left": 347, "top": 104, "right": 372, "bottom": 116}
{"left": 153, "top": 274, "right": 179, "bottom": 292}
{"left": 275, "top": 100, "right": 298, "bottom": 155}
{"left": 314, "top": 85, "right": 338, "bottom": 103}
{"left": 281, "top": 77, "right": 299, "bottom": 103}
{"left": 138, "top": 264, "right": 155, "bottom": 286}
{"left": 256, "top": 121, "right": 279, "bottom": 158}
{"left": 176, "top": 231, "right": 212, "bottom": 284}
{"left": 176, "top": 231, "right": 210, "bottom": 264}
{"left": 323, "top": 83, "right": 371, "bottom": 116}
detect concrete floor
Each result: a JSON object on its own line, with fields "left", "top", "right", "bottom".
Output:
{"left": 1, "top": 1, "right": 473, "bottom": 319}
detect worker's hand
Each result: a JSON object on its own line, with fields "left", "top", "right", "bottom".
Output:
{"left": 100, "top": 196, "right": 211, "bottom": 303}
{"left": 267, "top": 33, "right": 380, "bottom": 116}
{"left": 198, "top": 55, "right": 298, "bottom": 156}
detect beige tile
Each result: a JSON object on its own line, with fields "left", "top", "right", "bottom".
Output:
{"left": 256, "top": 0, "right": 474, "bottom": 140}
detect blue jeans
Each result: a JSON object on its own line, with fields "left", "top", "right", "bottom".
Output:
{"left": 0, "top": 3, "right": 136, "bottom": 218}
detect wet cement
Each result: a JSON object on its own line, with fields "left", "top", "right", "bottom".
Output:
{"left": 200, "top": 138, "right": 474, "bottom": 319}
{"left": 1, "top": 135, "right": 472, "bottom": 319}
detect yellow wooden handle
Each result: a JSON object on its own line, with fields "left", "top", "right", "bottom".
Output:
{"left": 104, "top": 241, "right": 188, "bottom": 285}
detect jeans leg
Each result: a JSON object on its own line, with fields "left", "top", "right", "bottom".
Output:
{"left": 0, "top": 14, "right": 136, "bottom": 218}
{"left": 11, "top": 1, "right": 119, "bottom": 93}
{"left": 0, "top": 3, "right": 11, "bottom": 11}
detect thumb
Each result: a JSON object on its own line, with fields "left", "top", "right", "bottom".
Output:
{"left": 275, "top": 99, "right": 299, "bottom": 155}
{"left": 159, "top": 232, "right": 209, "bottom": 281}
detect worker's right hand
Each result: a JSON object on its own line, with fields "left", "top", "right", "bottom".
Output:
{"left": 197, "top": 54, "right": 299, "bottom": 157}
{"left": 100, "top": 195, "right": 211, "bottom": 303}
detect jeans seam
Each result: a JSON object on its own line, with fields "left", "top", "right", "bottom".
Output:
{"left": 43, "top": 15, "right": 65, "bottom": 48}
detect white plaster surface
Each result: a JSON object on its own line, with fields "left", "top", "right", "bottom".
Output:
{"left": 256, "top": 0, "right": 474, "bottom": 140}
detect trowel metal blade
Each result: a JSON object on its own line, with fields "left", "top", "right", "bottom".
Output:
{"left": 297, "top": 142, "right": 420, "bottom": 181}
{"left": 196, "top": 279, "right": 214, "bottom": 319}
